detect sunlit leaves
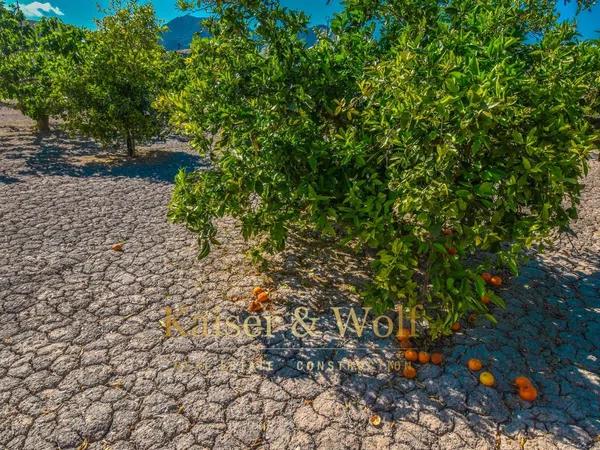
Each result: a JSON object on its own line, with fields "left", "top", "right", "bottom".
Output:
{"left": 0, "top": 4, "right": 84, "bottom": 124}
{"left": 164, "top": 0, "right": 599, "bottom": 338}
{"left": 56, "top": 0, "right": 170, "bottom": 153}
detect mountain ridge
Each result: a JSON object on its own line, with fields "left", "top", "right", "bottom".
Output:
{"left": 162, "top": 14, "right": 329, "bottom": 51}
{"left": 162, "top": 14, "right": 210, "bottom": 51}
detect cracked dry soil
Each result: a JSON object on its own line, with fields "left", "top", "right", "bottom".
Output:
{"left": 1, "top": 106, "right": 599, "bottom": 450}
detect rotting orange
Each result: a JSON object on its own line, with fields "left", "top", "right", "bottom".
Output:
{"left": 252, "top": 287, "right": 264, "bottom": 297}
{"left": 481, "top": 294, "right": 491, "bottom": 305}
{"left": 447, "top": 246, "right": 458, "bottom": 256}
{"left": 248, "top": 300, "right": 262, "bottom": 313}
{"left": 257, "top": 292, "right": 270, "bottom": 303}
{"left": 451, "top": 322, "right": 461, "bottom": 332}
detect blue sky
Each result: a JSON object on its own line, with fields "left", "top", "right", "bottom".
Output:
{"left": 7, "top": 0, "right": 600, "bottom": 39}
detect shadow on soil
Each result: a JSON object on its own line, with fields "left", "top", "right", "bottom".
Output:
{"left": 0, "top": 131, "right": 203, "bottom": 184}
{"left": 256, "top": 233, "right": 600, "bottom": 447}
{"left": 0, "top": 174, "right": 21, "bottom": 184}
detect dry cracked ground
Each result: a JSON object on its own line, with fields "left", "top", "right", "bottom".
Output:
{"left": 1, "top": 105, "right": 599, "bottom": 450}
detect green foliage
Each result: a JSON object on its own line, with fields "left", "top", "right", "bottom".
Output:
{"left": 0, "top": 2, "right": 84, "bottom": 130}
{"left": 57, "top": 0, "right": 169, "bottom": 156}
{"left": 164, "top": 0, "right": 599, "bottom": 338}
{"left": 585, "top": 40, "right": 600, "bottom": 125}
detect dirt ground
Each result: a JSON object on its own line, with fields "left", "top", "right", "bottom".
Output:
{"left": 1, "top": 106, "right": 599, "bottom": 449}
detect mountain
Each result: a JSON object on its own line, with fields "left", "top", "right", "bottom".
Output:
{"left": 162, "top": 14, "right": 209, "bottom": 51}
{"left": 162, "top": 15, "right": 330, "bottom": 51}
{"left": 298, "top": 25, "right": 330, "bottom": 47}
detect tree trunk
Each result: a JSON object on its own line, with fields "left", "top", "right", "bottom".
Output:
{"left": 36, "top": 116, "right": 50, "bottom": 134}
{"left": 126, "top": 131, "right": 135, "bottom": 158}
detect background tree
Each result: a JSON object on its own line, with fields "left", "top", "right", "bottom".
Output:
{"left": 58, "top": 0, "right": 168, "bottom": 157}
{"left": 0, "top": 2, "right": 84, "bottom": 132}
{"left": 585, "top": 40, "right": 600, "bottom": 139}
{"left": 164, "top": 0, "right": 600, "bottom": 338}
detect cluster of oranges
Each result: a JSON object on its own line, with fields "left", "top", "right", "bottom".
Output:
{"left": 248, "top": 286, "right": 270, "bottom": 312}
{"left": 467, "top": 358, "right": 538, "bottom": 401}
{"left": 467, "top": 358, "right": 496, "bottom": 386}
{"left": 450, "top": 273, "right": 538, "bottom": 403}
{"left": 448, "top": 272, "right": 504, "bottom": 332}
{"left": 397, "top": 328, "right": 443, "bottom": 379}
{"left": 514, "top": 376, "right": 538, "bottom": 401}
{"left": 443, "top": 227, "right": 458, "bottom": 256}
{"left": 481, "top": 271, "right": 503, "bottom": 288}
{"left": 442, "top": 228, "right": 503, "bottom": 301}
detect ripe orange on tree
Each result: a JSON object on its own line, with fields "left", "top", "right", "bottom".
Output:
{"left": 481, "top": 294, "right": 491, "bottom": 305}
{"left": 418, "top": 351, "right": 430, "bottom": 364}
{"left": 404, "top": 349, "right": 418, "bottom": 362}
{"left": 490, "top": 275, "right": 503, "bottom": 287}
{"left": 450, "top": 322, "right": 461, "bottom": 332}
{"left": 430, "top": 352, "right": 443, "bottom": 365}
{"left": 403, "top": 364, "right": 417, "bottom": 379}
{"left": 467, "top": 358, "right": 483, "bottom": 371}
{"left": 481, "top": 272, "right": 492, "bottom": 283}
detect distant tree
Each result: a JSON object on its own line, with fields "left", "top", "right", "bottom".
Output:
{"left": 58, "top": 0, "right": 169, "bottom": 157}
{"left": 0, "top": 2, "right": 84, "bottom": 132}
{"left": 586, "top": 40, "right": 600, "bottom": 152}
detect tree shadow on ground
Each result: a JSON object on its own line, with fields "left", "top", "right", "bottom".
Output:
{"left": 254, "top": 232, "right": 600, "bottom": 448}
{"left": 0, "top": 174, "right": 21, "bottom": 184}
{"left": 0, "top": 131, "right": 204, "bottom": 184}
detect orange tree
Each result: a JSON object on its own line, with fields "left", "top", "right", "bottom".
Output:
{"left": 587, "top": 40, "right": 600, "bottom": 137}
{"left": 57, "top": 0, "right": 169, "bottom": 157}
{"left": 0, "top": 3, "right": 84, "bottom": 132}
{"left": 163, "top": 0, "right": 599, "bottom": 338}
